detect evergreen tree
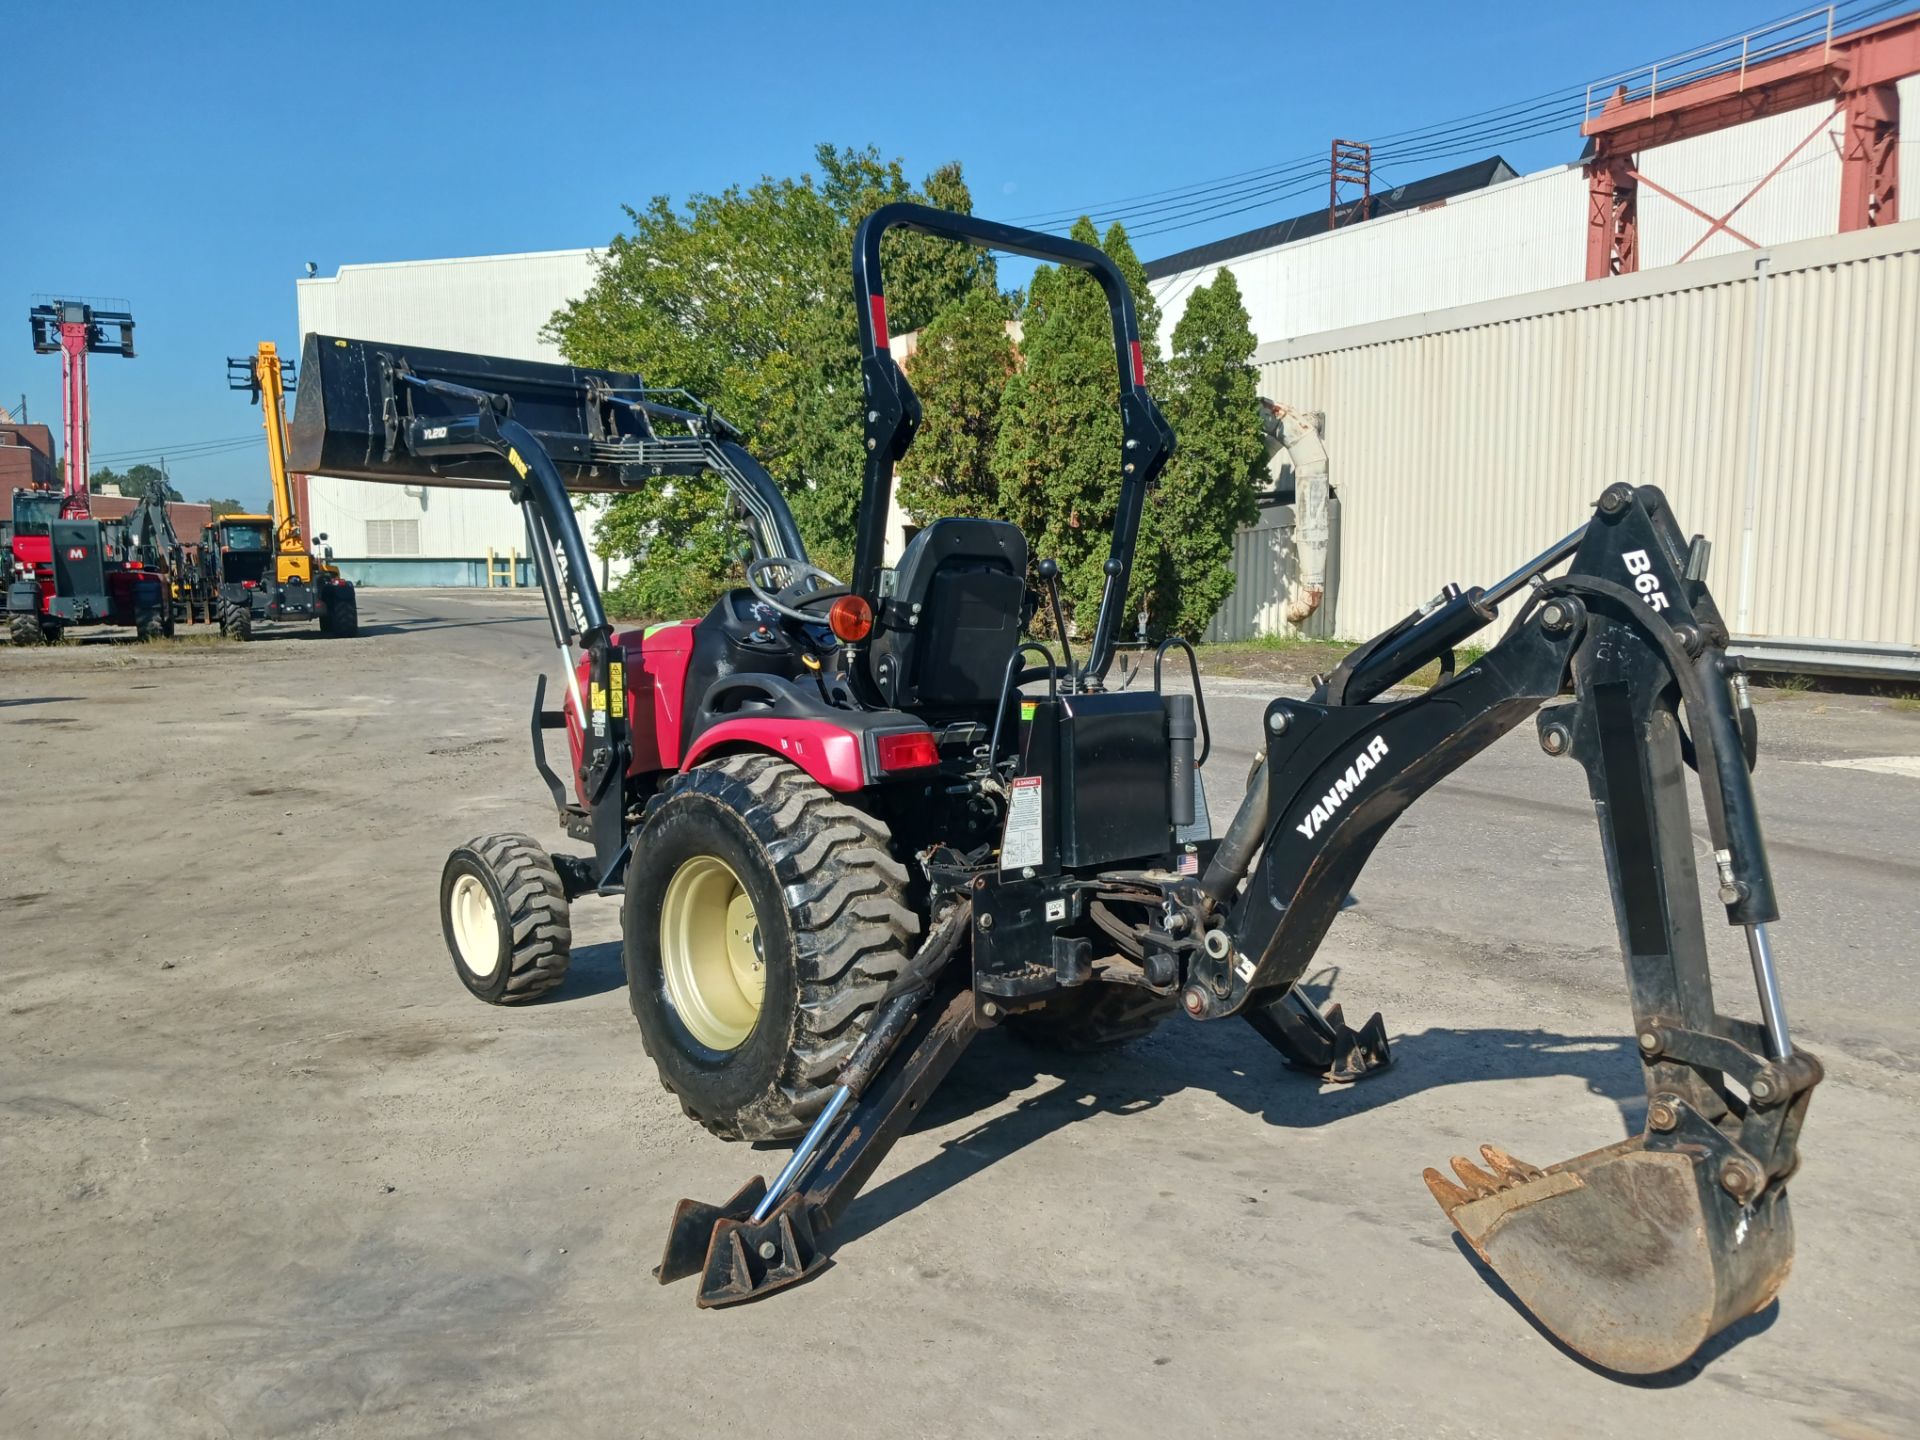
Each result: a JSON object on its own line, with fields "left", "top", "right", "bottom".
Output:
{"left": 896, "top": 287, "right": 1016, "bottom": 526}
{"left": 546, "top": 145, "right": 994, "bottom": 616}
{"left": 1144, "top": 268, "right": 1264, "bottom": 639}
{"left": 992, "top": 219, "right": 1158, "bottom": 632}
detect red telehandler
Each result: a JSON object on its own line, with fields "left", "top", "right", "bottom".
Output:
{"left": 289, "top": 205, "right": 1818, "bottom": 1376}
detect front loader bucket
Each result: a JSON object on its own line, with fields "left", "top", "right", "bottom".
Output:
{"left": 1425, "top": 1139, "right": 1793, "bottom": 1375}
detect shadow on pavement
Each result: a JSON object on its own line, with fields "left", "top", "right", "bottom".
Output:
{"left": 544, "top": 941, "right": 627, "bottom": 1002}
{"left": 820, "top": 968, "right": 1742, "bottom": 1381}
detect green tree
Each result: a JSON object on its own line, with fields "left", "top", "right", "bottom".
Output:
{"left": 200, "top": 496, "right": 247, "bottom": 517}
{"left": 91, "top": 463, "right": 180, "bottom": 501}
{"left": 991, "top": 218, "right": 1157, "bottom": 631}
{"left": 547, "top": 145, "right": 995, "bottom": 616}
{"left": 896, "top": 287, "right": 1016, "bottom": 526}
{"left": 1142, "top": 269, "right": 1264, "bottom": 639}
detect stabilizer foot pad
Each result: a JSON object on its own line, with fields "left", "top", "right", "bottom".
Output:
{"left": 1245, "top": 988, "right": 1393, "bottom": 1082}
{"left": 658, "top": 1176, "right": 766, "bottom": 1286}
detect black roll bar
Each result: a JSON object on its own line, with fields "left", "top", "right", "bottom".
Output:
{"left": 850, "top": 203, "right": 1175, "bottom": 683}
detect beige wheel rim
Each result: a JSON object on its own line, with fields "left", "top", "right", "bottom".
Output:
{"left": 451, "top": 873, "right": 502, "bottom": 978}
{"left": 659, "top": 854, "right": 765, "bottom": 1051}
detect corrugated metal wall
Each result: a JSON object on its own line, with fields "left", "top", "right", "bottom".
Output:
{"left": 1223, "top": 221, "right": 1920, "bottom": 659}
{"left": 1204, "top": 503, "right": 1344, "bottom": 643}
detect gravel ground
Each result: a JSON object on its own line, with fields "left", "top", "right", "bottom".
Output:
{"left": 2, "top": 590, "right": 1915, "bottom": 1439}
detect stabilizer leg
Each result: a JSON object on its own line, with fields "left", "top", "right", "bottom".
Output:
{"left": 657, "top": 984, "right": 980, "bottom": 1309}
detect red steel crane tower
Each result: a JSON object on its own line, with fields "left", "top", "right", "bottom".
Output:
{"left": 28, "top": 298, "right": 137, "bottom": 518}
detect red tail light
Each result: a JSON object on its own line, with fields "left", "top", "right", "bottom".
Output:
{"left": 242, "top": 580, "right": 257, "bottom": 589}
{"left": 875, "top": 730, "right": 938, "bottom": 773}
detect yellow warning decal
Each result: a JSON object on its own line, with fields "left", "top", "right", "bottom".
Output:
{"left": 609, "top": 661, "right": 625, "bottom": 716}
{"left": 506, "top": 447, "right": 530, "bottom": 478}
{"left": 591, "top": 681, "right": 607, "bottom": 713}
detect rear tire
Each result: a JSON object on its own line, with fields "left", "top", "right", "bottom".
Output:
{"left": 1008, "top": 980, "right": 1179, "bottom": 1053}
{"left": 136, "top": 607, "right": 167, "bottom": 642}
{"left": 440, "top": 834, "right": 572, "bottom": 1003}
{"left": 9, "top": 612, "right": 45, "bottom": 647}
{"left": 221, "top": 602, "right": 253, "bottom": 641}
{"left": 624, "top": 754, "right": 920, "bottom": 1141}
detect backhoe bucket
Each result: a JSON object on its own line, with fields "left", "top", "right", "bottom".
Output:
{"left": 1425, "top": 1139, "right": 1793, "bottom": 1375}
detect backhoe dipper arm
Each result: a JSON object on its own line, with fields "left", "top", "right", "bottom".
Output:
{"left": 1190, "top": 482, "right": 1819, "bottom": 1374}
{"left": 850, "top": 203, "right": 1175, "bottom": 683}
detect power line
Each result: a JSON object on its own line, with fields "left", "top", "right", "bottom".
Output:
{"left": 89, "top": 433, "right": 263, "bottom": 464}
{"left": 997, "top": 0, "right": 1909, "bottom": 242}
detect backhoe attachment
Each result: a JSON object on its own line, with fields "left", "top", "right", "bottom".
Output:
{"left": 1181, "top": 481, "right": 1820, "bottom": 1374}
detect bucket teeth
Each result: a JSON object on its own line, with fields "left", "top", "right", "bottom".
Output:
{"left": 1480, "top": 1143, "right": 1544, "bottom": 1184}
{"left": 1425, "top": 1144, "right": 1545, "bottom": 1212}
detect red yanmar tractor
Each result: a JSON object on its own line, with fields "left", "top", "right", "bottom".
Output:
{"left": 289, "top": 205, "right": 1818, "bottom": 1375}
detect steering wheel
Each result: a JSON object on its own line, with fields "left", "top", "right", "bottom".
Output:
{"left": 745, "top": 556, "right": 850, "bottom": 623}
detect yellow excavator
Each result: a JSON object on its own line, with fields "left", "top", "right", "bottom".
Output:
{"left": 214, "top": 341, "right": 357, "bottom": 639}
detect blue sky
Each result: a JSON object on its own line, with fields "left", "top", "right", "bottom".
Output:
{"left": 2, "top": 0, "right": 1782, "bottom": 509}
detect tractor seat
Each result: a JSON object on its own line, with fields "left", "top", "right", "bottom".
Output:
{"left": 869, "top": 517, "right": 1028, "bottom": 711}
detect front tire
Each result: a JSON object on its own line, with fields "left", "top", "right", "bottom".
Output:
{"left": 624, "top": 754, "right": 919, "bottom": 1141}
{"left": 440, "top": 834, "right": 573, "bottom": 1003}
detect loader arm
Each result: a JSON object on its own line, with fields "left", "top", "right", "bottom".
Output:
{"left": 287, "top": 334, "right": 815, "bottom": 883}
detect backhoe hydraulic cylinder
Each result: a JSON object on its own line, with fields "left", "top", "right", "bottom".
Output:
{"left": 1201, "top": 756, "right": 1269, "bottom": 905}
{"left": 1339, "top": 586, "right": 1496, "bottom": 706}
{"left": 1167, "top": 694, "right": 1197, "bottom": 828}
{"left": 1745, "top": 922, "right": 1793, "bottom": 1060}
{"left": 750, "top": 1084, "right": 852, "bottom": 1224}
{"left": 1480, "top": 526, "right": 1585, "bottom": 609}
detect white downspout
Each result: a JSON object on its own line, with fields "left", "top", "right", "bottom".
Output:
{"left": 1264, "top": 401, "right": 1332, "bottom": 624}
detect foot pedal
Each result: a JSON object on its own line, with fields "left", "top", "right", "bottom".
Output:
{"left": 1245, "top": 986, "right": 1392, "bottom": 1082}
